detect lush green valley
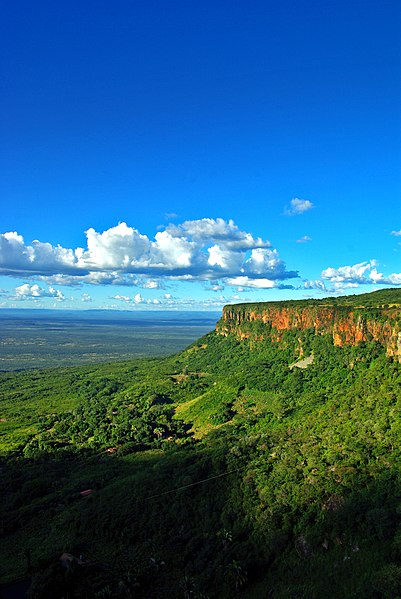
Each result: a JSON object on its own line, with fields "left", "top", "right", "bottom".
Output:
{"left": 2, "top": 291, "right": 401, "bottom": 598}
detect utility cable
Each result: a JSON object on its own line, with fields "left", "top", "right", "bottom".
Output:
{"left": 146, "top": 468, "right": 242, "bottom": 500}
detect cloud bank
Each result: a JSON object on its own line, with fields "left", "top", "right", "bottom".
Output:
{"left": 111, "top": 292, "right": 249, "bottom": 310}
{"left": 0, "top": 219, "right": 298, "bottom": 289}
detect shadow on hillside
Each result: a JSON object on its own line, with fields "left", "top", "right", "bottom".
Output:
{"left": 1, "top": 441, "right": 236, "bottom": 598}
{"left": 2, "top": 441, "right": 401, "bottom": 598}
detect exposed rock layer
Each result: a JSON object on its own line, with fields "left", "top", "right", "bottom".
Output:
{"left": 217, "top": 303, "right": 401, "bottom": 360}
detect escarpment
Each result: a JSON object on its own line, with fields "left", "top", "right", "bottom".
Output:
{"left": 216, "top": 290, "right": 401, "bottom": 360}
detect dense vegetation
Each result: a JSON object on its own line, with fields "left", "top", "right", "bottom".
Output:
{"left": 2, "top": 293, "right": 401, "bottom": 598}
{"left": 224, "top": 286, "right": 401, "bottom": 311}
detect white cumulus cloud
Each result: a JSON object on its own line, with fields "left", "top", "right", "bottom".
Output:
{"left": 226, "top": 276, "right": 277, "bottom": 289}
{"left": 284, "top": 198, "right": 314, "bottom": 216}
{"left": 243, "top": 248, "right": 288, "bottom": 277}
{"left": 321, "top": 260, "right": 401, "bottom": 288}
{"left": 15, "top": 283, "right": 65, "bottom": 300}
{"left": 141, "top": 280, "right": 160, "bottom": 289}
{"left": 321, "top": 261, "right": 376, "bottom": 284}
{"left": 0, "top": 219, "right": 297, "bottom": 288}
{"left": 112, "top": 293, "right": 161, "bottom": 306}
{"left": 207, "top": 244, "right": 244, "bottom": 271}
{"left": 303, "top": 280, "right": 326, "bottom": 290}
{"left": 166, "top": 218, "right": 270, "bottom": 250}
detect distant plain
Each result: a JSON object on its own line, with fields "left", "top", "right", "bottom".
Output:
{"left": 0, "top": 309, "right": 220, "bottom": 370}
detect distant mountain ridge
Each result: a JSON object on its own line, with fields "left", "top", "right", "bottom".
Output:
{"left": 217, "top": 288, "right": 401, "bottom": 360}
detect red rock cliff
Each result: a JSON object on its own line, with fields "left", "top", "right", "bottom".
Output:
{"left": 216, "top": 303, "right": 401, "bottom": 360}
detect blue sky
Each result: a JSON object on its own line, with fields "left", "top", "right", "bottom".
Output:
{"left": 1, "top": 0, "right": 400, "bottom": 310}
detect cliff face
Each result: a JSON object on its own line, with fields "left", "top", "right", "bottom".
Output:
{"left": 217, "top": 303, "right": 401, "bottom": 360}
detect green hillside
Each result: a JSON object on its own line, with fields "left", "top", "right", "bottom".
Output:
{"left": 1, "top": 290, "right": 401, "bottom": 598}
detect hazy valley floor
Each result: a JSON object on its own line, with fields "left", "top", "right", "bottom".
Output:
{"left": 0, "top": 310, "right": 219, "bottom": 370}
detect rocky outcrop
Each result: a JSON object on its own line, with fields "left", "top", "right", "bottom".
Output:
{"left": 217, "top": 301, "right": 401, "bottom": 360}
